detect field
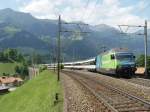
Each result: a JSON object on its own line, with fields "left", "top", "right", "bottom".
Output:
{"left": 0, "top": 63, "right": 18, "bottom": 75}
{"left": 0, "top": 70, "right": 63, "bottom": 112}
{"left": 0, "top": 96, "right": 2, "bottom": 100}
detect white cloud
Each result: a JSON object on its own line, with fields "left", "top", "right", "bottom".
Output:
{"left": 136, "top": 0, "right": 148, "bottom": 10}
{"left": 19, "top": 0, "right": 146, "bottom": 27}
{"left": 20, "top": 0, "right": 62, "bottom": 19}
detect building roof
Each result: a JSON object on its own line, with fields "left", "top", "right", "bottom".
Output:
{"left": 0, "top": 76, "right": 23, "bottom": 84}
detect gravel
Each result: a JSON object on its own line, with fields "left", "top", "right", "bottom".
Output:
{"left": 73, "top": 70, "right": 150, "bottom": 102}
{"left": 61, "top": 72, "right": 109, "bottom": 112}
{"left": 123, "top": 78, "right": 150, "bottom": 87}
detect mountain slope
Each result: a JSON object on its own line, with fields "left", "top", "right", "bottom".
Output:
{"left": 0, "top": 8, "right": 149, "bottom": 61}
{"left": 0, "top": 8, "right": 58, "bottom": 37}
{"left": 0, "top": 31, "right": 48, "bottom": 49}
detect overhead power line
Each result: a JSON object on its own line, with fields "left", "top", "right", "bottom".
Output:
{"left": 118, "top": 20, "right": 148, "bottom": 77}
{"left": 57, "top": 15, "right": 90, "bottom": 81}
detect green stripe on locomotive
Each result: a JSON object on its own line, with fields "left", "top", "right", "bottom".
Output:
{"left": 96, "top": 50, "right": 116, "bottom": 70}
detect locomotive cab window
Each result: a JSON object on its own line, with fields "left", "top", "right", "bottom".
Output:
{"left": 116, "top": 53, "right": 134, "bottom": 61}
{"left": 111, "top": 54, "right": 115, "bottom": 60}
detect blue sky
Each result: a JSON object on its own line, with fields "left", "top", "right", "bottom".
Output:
{"left": 0, "top": 0, "right": 150, "bottom": 26}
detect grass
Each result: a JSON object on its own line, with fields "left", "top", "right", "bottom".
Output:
{"left": 0, "top": 63, "right": 18, "bottom": 75}
{"left": 0, "top": 70, "right": 63, "bottom": 112}
{"left": 0, "top": 96, "right": 2, "bottom": 100}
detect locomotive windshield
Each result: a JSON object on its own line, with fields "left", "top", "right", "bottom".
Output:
{"left": 116, "top": 53, "right": 134, "bottom": 61}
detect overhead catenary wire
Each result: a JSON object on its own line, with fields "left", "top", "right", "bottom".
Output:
{"left": 56, "top": 1, "right": 92, "bottom": 72}
{"left": 57, "top": 15, "right": 90, "bottom": 81}
{"left": 76, "top": 0, "right": 101, "bottom": 35}
{"left": 118, "top": 21, "right": 148, "bottom": 77}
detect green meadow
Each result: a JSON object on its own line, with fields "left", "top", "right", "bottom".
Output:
{"left": 0, "top": 63, "right": 18, "bottom": 75}
{"left": 0, "top": 70, "right": 63, "bottom": 112}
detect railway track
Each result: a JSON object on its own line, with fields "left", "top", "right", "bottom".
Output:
{"left": 122, "top": 78, "right": 150, "bottom": 88}
{"left": 62, "top": 70, "right": 150, "bottom": 112}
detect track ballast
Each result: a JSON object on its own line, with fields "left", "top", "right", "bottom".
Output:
{"left": 62, "top": 70, "right": 150, "bottom": 112}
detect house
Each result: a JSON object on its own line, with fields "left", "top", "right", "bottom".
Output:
{"left": 135, "top": 67, "right": 145, "bottom": 75}
{"left": 0, "top": 76, "right": 23, "bottom": 87}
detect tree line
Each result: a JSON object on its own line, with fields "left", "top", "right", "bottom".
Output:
{"left": 0, "top": 49, "right": 48, "bottom": 78}
{"left": 0, "top": 48, "right": 28, "bottom": 77}
{"left": 136, "top": 55, "right": 150, "bottom": 74}
{"left": 0, "top": 48, "right": 25, "bottom": 63}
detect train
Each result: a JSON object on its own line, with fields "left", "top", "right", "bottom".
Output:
{"left": 95, "top": 48, "right": 137, "bottom": 78}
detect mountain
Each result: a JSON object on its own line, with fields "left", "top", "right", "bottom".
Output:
{"left": 0, "top": 8, "right": 149, "bottom": 62}
{"left": 0, "top": 8, "right": 58, "bottom": 37}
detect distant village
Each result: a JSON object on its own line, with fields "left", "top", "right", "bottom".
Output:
{"left": 0, "top": 76, "right": 23, "bottom": 94}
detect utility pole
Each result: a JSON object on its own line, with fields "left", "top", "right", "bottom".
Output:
{"left": 53, "top": 44, "right": 57, "bottom": 72}
{"left": 56, "top": 15, "right": 89, "bottom": 81}
{"left": 118, "top": 20, "right": 148, "bottom": 77}
{"left": 57, "top": 15, "right": 61, "bottom": 81}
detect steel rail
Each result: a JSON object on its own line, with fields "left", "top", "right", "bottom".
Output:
{"left": 63, "top": 70, "right": 150, "bottom": 111}
{"left": 75, "top": 71, "right": 150, "bottom": 107}
{"left": 122, "top": 78, "right": 150, "bottom": 87}
{"left": 62, "top": 71, "right": 118, "bottom": 112}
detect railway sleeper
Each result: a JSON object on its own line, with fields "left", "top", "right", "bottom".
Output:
{"left": 63, "top": 71, "right": 150, "bottom": 111}
{"left": 99, "top": 92, "right": 134, "bottom": 105}
{"left": 97, "top": 92, "right": 118, "bottom": 103}
{"left": 114, "top": 103, "right": 144, "bottom": 109}
{"left": 117, "top": 107, "right": 150, "bottom": 112}
{"left": 108, "top": 98, "right": 131, "bottom": 105}
{"left": 112, "top": 101, "right": 138, "bottom": 106}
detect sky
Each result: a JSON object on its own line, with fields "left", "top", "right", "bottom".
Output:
{"left": 0, "top": 0, "right": 150, "bottom": 27}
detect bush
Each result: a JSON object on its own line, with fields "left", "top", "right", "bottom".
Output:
{"left": 39, "top": 65, "right": 47, "bottom": 72}
{"left": 136, "top": 55, "right": 150, "bottom": 69}
{"left": 15, "top": 65, "right": 28, "bottom": 77}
